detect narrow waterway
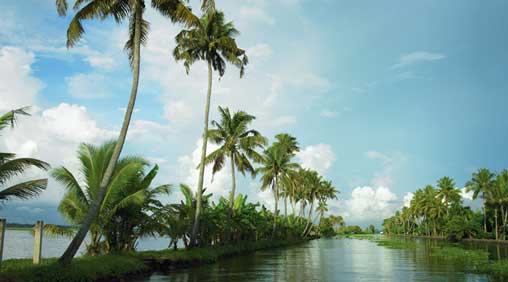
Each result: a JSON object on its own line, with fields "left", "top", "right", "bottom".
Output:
{"left": 136, "top": 238, "right": 492, "bottom": 282}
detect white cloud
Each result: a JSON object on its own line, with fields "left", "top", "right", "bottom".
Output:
{"left": 247, "top": 43, "right": 273, "bottom": 59}
{"left": 271, "top": 115, "right": 297, "bottom": 127}
{"left": 0, "top": 46, "right": 44, "bottom": 111}
{"left": 239, "top": 7, "right": 275, "bottom": 25}
{"left": 17, "top": 206, "right": 45, "bottom": 214}
{"left": 176, "top": 139, "right": 231, "bottom": 200}
{"left": 391, "top": 51, "right": 445, "bottom": 69}
{"left": 338, "top": 186, "right": 398, "bottom": 224}
{"left": 460, "top": 187, "right": 474, "bottom": 201}
{"left": 66, "top": 72, "right": 111, "bottom": 99}
{"left": 403, "top": 192, "right": 414, "bottom": 208}
{"left": 85, "top": 54, "right": 116, "bottom": 70}
{"left": 1, "top": 103, "right": 116, "bottom": 204}
{"left": 320, "top": 110, "right": 338, "bottom": 118}
{"left": 296, "top": 144, "right": 335, "bottom": 175}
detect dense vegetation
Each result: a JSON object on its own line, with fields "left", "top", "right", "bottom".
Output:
{"left": 383, "top": 171, "right": 508, "bottom": 242}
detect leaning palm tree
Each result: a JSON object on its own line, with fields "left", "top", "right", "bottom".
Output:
{"left": 256, "top": 143, "right": 299, "bottom": 235}
{"left": 55, "top": 0, "right": 197, "bottom": 264}
{"left": 173, "top": 10, "right": 248, "bottom": 245}
{"left": 466, "top": 168, "right": 495, "bottom": 233}
{"left": 205, "top": 107, "right": 266, "bottom": 219}
{"left": 0, "top": 108, "right": 49, "bottom": 204}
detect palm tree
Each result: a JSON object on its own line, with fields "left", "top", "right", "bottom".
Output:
{"left": 173, "top": 10, "right": 248, "bottom": 245}
{"left": 0, "top": 108, "right": 49, "bottom": 204}
{"left": 205, "top": 107, "right": 266, "bottom": 219}
{"left": 256, "top": 143, "right": 299, "bottom": 236}
{"left": 55, "top": 0, "right": 197, "bottom": 264}
{"left": 274, "top": 133, "right": 300, "bottom": 155}
{"left": 52, "top": 141, "right": 169, "bottom": 254}
{"left": 466, "top": 168, "right": 495, "bottom": 233}
{"left": 436, "top": 176, "right": 460, "bottom": 215}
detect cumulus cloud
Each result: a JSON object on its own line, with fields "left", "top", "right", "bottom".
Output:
{"left": 403, "top": 192, "right": 414, "bottom": 208}
{"left": 296, "top": 144, "right": 335, "bottom": 175}
{"left": 391, "top": 51, "right": 445, "bottom": 69}
{"left": 337, "top": 186, "right": 398, "bottom": 224}
{"left": 1, "top": 103, "right": 116, "bottom": 204}
{"left": 0, "top": 46, "right": 44, "bottom": 111}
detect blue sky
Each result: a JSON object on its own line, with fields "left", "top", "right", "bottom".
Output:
{"left": 1, "top": 0, "right": 507, "bottom": 226}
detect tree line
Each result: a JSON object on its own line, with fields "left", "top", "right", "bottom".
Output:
{"left": 383, "top": 169, "right": 508, "bottom": 242}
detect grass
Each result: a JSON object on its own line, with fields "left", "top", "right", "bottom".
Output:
{"left": 0, "top": 240, "right": 304, "bottom": 282}
{"left": 0, "top": 255, "right": 148, "bottom": 282}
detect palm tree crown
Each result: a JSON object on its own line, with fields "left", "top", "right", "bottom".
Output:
{"left": 173, "top": 10, "right": 248, "bottom": 77}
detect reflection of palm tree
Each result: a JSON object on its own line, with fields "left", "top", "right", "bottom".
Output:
{"left": 173, "top": 10, "right": 248, "bottom": 245}
{"left": 466, "top": 168, "right": 495, "bottom": 233}
{"left": 205, "top": 107, "right": 266, "bottom": 219}
{"left": 0, "top": 108, "right": 49, "bottom": 204}
{"left": 55, "top": 0, "right": 197, "bottom": 264}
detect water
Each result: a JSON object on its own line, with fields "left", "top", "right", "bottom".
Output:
{"left": 137, "top": 239, "right": 494, "bottom": 282}
{"left": 2, "top": 229, "right": 171, "bottom": 259}
{"left": 5, "top": 231, "right": 508, "bottom": 282}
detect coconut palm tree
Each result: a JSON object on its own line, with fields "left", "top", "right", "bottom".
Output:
{"left": 205, "top": 107, "right": 266, "bottom": 219}
{"left": 52, "top": 141, "right": 169, "bottom": 254}
{"left": 55, "top": 0, "right": 197, "bottom": 264}
{"left": 436, "top": 176, "right": 460, "bottom": 215}
{"left": 274, "top": 133, "right": 300, "bottom": 155}
{"left": 173, "top": 10, "right": 248, "bottom": 245}
{"left": 256, "top": 143, "right": 299, "bottom": 236}
{"left": 0, "top": 108, "right": 50, "bottom": 204}
{"left": 466, "top": 168, "right": 495, "bottom": 233}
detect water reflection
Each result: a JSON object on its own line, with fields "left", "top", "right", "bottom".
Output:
{"left": 138, "top": 239, "right": 490, "bottom": 282}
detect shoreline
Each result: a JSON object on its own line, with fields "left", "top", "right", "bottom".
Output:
{"left": 0, "top": 240, "right": 307, "bottom": 282}
{"left": 386, "top": 234, "right": 508, "bottom": 244}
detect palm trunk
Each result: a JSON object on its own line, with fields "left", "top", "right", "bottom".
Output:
{"left": 58, "top": 7, "right": 142, "bottom": 266}
{"left": 502, "top": 205, "right": 507, "bottom": 240}
{"left": 483, "top": 204, "right": 487, "bottom": 233}
{"left": 190, "top": 60, "right": 213, "bottom": 246}
{"left": 303, "top": 199, "right": 314, "bottom": 237}
{"left": 495, "top": 208, "right": 499, "bottom": 240}
{"left": 272, "top": 178, "right": 278, "bottom": 237}
{"left": 284, "top": 197, "right": 288, "bottom": 221}
{"left": 228, "top": 153, "right": 236, "bottom": 219}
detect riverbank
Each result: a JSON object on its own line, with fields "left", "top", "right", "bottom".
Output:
{"left": 0, "top": 240, "right": 305, "bottom": 282}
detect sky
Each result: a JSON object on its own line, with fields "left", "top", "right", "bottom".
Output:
{"left": 1, "top": 0, "right": 507, "bottom": 227}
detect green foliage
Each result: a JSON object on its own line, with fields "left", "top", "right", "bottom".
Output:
{"left": 338, "top": 225, "right": 363, "bottom": 235}
{"left": 0, "top": 108, "right": 49, "bottom": 204}
{"left": 0, "top": 255, "right": 147, "bottom": 282}
{"left": 383, "top": 170, "right": 508, "bottom": 241}
{"left": 51, "top": 141, "right": 170, "bottom": 254}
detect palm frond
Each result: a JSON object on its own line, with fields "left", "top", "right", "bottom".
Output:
{"left": 0, "top": 179, "right": 47, "bottom": 201}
